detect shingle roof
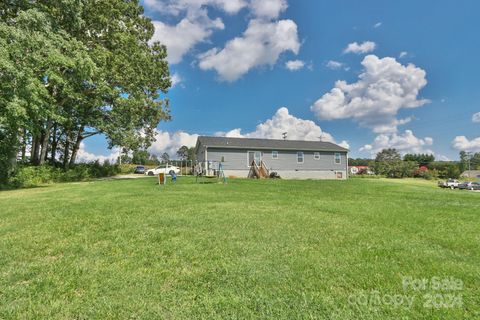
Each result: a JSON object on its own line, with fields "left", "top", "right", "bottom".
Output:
{"left": 196, "top": 136, "right": 348, "bottom": 152}
{"left": 462, "top": 170, "right": 480, "bottom": 177}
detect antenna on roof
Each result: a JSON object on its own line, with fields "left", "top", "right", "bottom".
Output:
{"left": 318, "top": 135, "right": 323, "bottom": 142}
{"left": 282, "top": 132, "right": 287, "bottom": 140}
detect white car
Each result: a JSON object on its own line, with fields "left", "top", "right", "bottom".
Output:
{"left": 438, "top": 179, "right": 460, "bottom": 189}
{"left": 145, "top": 165, "right": 180, "bottom": 176}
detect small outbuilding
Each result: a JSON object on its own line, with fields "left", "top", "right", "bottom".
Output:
{"left": 194, "top": 136, "right": 349, "bottom": 179}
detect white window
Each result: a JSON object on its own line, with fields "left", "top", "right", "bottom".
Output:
{"left": 272, "top": 151, "right": 278, "bottom": 159}
{"left": 334, "top": 153, "right": 341, "bottom": 164}
{"left": 314, "top": 152, "right": 320, "bottom": 160}
{"left": 297, "top": 152, "right": 304, "bottom": 164}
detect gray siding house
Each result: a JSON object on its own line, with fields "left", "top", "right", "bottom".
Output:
{"left": 194, "top": 136, "right": 349, "bottom": 179}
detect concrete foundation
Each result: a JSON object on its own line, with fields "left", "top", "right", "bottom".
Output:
{"left": 223, "top": 169, "right": 347, "bottom": 180}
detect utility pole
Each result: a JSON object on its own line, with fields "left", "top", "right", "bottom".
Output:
{"left": 467, "top": 151, "right": 472, "bottom": 178}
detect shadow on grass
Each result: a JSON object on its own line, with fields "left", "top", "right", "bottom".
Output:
{"left": 0, "top": 184, "right": 49, "bottom": 192}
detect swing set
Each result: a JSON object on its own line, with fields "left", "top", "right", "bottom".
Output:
{"left": 194, "top": 161, "right": 227, "bottom": 184}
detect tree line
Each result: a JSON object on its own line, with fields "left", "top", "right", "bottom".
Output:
{"left": 120, "top": 146, "right": 196, "bottom": 166}
{"left": 0, "top": 1, "right": 171, "bottom": 183}
{"left": 349, "top": 149, "right": 480, "bottom": 179}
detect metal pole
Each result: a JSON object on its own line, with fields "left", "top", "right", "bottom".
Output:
{"left": 467, "top": 152, "right": 472, "bottom": 178}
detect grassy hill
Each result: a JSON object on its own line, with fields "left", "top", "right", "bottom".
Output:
{"left": 0, "top": 177, "right": 478, "bottom": 319}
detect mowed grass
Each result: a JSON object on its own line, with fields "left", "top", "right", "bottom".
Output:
{"left": 0, "top": 177, "right": 479, "bottom": 319}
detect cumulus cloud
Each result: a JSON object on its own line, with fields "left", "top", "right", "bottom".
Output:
{"left": 149, "top": 130, "right": 199, "bottom": 157}
{"left": 311, "top": 55, "right": 429, "bottom": 133}
{"left": 472, "top": 112, "right": 480, "bottom": 123}
{"left": 249, "top": 0, "right": 288, "bottom": 19}
{"left": 170, "top": 73, "right": 183, "bottom": 87}
{"left": 451, "top": 136, "right": 480, "bottom": 152}
{"left": 360, "top": 130, "right": 434, "bottom": 156}
{"left": 285, "top": 59, "right": 305, "bottom": 71}
{"left": 399, "top": 51, "right": 408, "bottom": 59}
{"left": 343, "top": 41, "right": 376, "bottom": 54}
{"left": 147, "top": 0, "right": 293, "bottom": 65}
{"left": 144, "top": 0, "right": 247, "bottom": 16}
{"left": 373, "top": 22, "right": 382, "bottom": 28}
{"left": 217, "top": 107, "right": 349, "bottom": 148}
{"left": 198, "top": 19, "right": 300, "bottom": 81}
{"left": 325, "top": 60, "right": 345, "bottom": 70}
{"left": 76, "top": 142, "right": 120, "bottom": 164}
{"left": 147, "top": 0, "right": 287, "bottom": 19}
{"left": 437, "top": 155, "right": 451, "bottom": 161}
{"left": 151, "top": 9, "right": 224, "bottom": 64}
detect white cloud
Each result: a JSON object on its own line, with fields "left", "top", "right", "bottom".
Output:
{"left": 149, "top": 130, "right": 199, "bottom": 157}
{"left": 437, "top": 155, "right": 451, "bottom": 161}
{"left": 147, "top": 0, "right": 287, "bottom": 19}
{"left": 198, "top": 19, "right": 300, "bottom": 81}
{"left": 325, "top": 60, "right": 345, "bottom": 70}
{"left": 285, "top": 59, "right": 305, "bottom": 71}
{"left": 373, "top": 22, "right": 382, "bottom": 28}
{"left": 360, "top": 130, "right": 434, "bottom": 156}
{"left": 151, "top": 9, "right": 224, "bottom": 64}
{"left": 216, "top": 107, "right": 349, "bottom": 148}
{"left": 144, "top": 0, "right": 247, "bottom": 15}
{"left": 343, "top": 41, "right": 376, "bottom": 54}
{"left": 311, "top": 55, "right": 429, "bottom": 133}
{"left": 147, "top": 0, "right": 293, "bottom": 65}
{"left": 249, "top": 0, "right": 288, "bottom": 19}
{"left": 170, "top": 73, "right": 183, "bottom": 87}
{"left": 76, "top": 142, "right": 120, "bottom": 164}
{"left": 77, "top": 131, "right": 200, "bottom": 162}
{"left": 472, "top": 112, "right": 480, "bottom": 123}
{"left": 451, "top": 136, "right": 480, "bottom": 152}
{"left": 399, "top": 51, "right": 408, "bottom": 58}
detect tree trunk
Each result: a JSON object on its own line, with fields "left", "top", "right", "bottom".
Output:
{"left": 39, "top": 119, "right": 52, "bottom": 165}
{"left": 21, "top": 129, "right": 27, "bottom": 162}
{"left": 31, "top": 133, "right": 41, "bottom": 165}
{"left": 63, "top": 130, "right": 71, "bottom": 170}
{"left": 50, "top": 123, "right": 58, "bottom": 164}
{"left": 1, "top": 127, "right": 19, "bottom": 183}
{"left": 69, "top": 126, "right": 84, "bottom": 167}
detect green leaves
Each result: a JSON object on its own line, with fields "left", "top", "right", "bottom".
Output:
{"left": 1, "top": 1, "right": 171, "bottom": 177}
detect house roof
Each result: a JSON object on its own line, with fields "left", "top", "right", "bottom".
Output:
{"left": 462, "top": 170, "right": 480, "bottom": 177}
{"left": 196, "top": 136, "right": 349, "bottom": 152}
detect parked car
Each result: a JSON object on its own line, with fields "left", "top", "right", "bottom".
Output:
{"left": 133, "top": 165, "right": 146, "bottom": 174}
{"left": 438, "top": 179, "right": 460, "bottom": 189}
{"left": 458, "top": 181, "right": 474, "bottom": 190}
{"left": 145, "top": 165, "right": 180, "bottom": 176}
{"left": 460, "top": 181, "right": 480, "bottom": 191}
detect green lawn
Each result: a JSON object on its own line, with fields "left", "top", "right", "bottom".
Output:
{"left": 0, "top": 177, "right": 478, "bottom": 319}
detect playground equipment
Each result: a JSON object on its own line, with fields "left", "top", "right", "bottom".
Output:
{"left": 195, "top": 161, "right": 227, "bottom": 184}
{"left": 248, "top": 160, "right": 270, "bottom": 179}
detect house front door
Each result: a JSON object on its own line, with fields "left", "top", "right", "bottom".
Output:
{"left": 248, "top": 151, "right": 262, "bottom": 165}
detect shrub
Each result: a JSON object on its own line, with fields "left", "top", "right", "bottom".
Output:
{"left": 6, "top": 162, "right": 120, "bottom": 188}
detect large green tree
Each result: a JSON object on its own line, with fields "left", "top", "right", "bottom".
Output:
{"left": 403, "top": 153, "right": 435, "bottom": 166}
{"left": 0, "top": 0, "right": 171, "bottom": 182}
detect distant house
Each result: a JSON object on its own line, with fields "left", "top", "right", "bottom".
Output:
{"left": 462, "top": 170, "right": 480, "bottom": 179}
{"left": 349, "top": 165, "right": 373, "bottom": 175}
{"left": 194, "top": 136, "right": 349, "bottom": 179}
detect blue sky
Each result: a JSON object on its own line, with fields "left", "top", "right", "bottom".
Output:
{"left": 81, "top": 0, "right": 480, "bottom": 162}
